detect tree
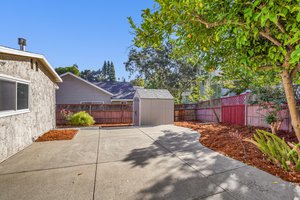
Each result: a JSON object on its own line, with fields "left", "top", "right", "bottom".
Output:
{"left": 55, "top": 64, "right": 80, "bottom": 76}
{"left": 131, "top": 78, "right": 145, "bottom": 87}
{"left": 249, "top": 86, "right": 286, "bottom": 134}
{"left": 102, "top": 61, "right": 108, "bottom": 80}
{"left": 125, "top": 43, "right": 200, "bottom": 103}
{"left": 80, "top": 69, "right": 98, "bottom": 82}
{"left": 129, "top": 1, "right": 300, "bottom": 141}
{"left": 108, "top": 62, "right": 116, "bottom": 82}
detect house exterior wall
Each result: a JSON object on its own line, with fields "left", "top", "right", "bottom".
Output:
{"left": 0, "top": 54, "right": 57, "bottom": 162}
{"left": 56, "top": 75, "right": 112, "bottom": 104}
{"left": 140, "top": 99, "right": 174, "bottom": 126}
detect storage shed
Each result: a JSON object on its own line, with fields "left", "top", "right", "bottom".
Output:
{"left": 134, "top": 89, "right": 174, "bottom": 126}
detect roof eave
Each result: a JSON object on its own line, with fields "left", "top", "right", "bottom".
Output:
{"left": 60, "top": 72, "right": 114, "bottom": 96}
{"left": 0, "top": 46, "right": 62, "bottom": 83}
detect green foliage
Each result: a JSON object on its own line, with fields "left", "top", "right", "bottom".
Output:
{"left": 248, "top": 129, "right": 300, "bottom": 171}
{"left": 125, "top": 43, "right": 200, "bottom": 103}
{"left": 249, "top": 86, "right": 285, "bottom": 131}
{"left": 80, "top": 61, "right": 116, "bottom": 82}
{"left": 265, "top": 112, "right": 278, "bottom": 125}
{"left": 131, "top": 78, "right": 145, "bottom": 87}
{"left": 80, "top": 69, "right": 99, "bottom": 82}
{"left": 70, "top": 111, "right": 95, "bottom": 126}
{"left": 55, "top": 64, "right": 80, "bottom": 76}
{"left": 108, "top": 62, "right": 116, "bottom": 82}
{"left": 128, "top": 0, "right": 300, "bottom": 106}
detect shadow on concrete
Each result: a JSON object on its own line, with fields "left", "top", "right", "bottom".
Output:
{"left": 122, "top": 128, "right": 300, "bottom": 200}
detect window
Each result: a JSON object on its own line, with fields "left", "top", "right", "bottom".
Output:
{"left": 17, "top": 83, "right": 29, "bottom": 110}
{"left": 0, "top": 74, "right": 30, "bottom": 117}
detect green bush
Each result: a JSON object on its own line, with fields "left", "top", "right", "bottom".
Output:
{"left": 70, "top": 111, "right": 95, "bottom": 126}
{"left": 245, "top": 129, "right": 300, "bottom": 171}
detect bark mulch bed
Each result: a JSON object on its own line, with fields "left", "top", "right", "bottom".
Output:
{"left": 36, "top": 129, "right": 79, "bottom": 142}
{"left": 175, "top": 121, "right": 300, "bottom": 185}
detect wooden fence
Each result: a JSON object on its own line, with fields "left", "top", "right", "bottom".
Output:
{"left": 56, "top": 104, "right": 133, "bottom": 125}
{"left": 174, "top": 104, "right": 198, "bottom": 121}
{"left": 174, "top": 93, "right": 294, "bottom": 132}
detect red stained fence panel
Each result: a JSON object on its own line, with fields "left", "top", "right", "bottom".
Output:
{"left": 221, "top": 94, "right": 247, "bottom": 125}
{"left": 221, "top": 105, "right": 245, "bottom": 125}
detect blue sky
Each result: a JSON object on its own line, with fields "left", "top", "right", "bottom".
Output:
{"left": 1, "top": 0, "right": 154, "bottom": 81}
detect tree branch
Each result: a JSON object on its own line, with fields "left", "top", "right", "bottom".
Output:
{"left": 193, "top": 13, "right": 282, "bottom": 47}
{"left": 258, "top": 65, "right": 275, "bottom": 70}
{"left": 193, "top": 14, "right": 244, "bottom": 28}
{"left": 259, "top": 31, "right": 282, "bottom": 47}
{"left": 290, "top": 63, "right": 300, "bottom": 78}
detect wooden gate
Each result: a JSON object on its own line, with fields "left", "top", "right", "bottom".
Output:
{"left": 221, "top": 94, "right": 247, "bottom": 125}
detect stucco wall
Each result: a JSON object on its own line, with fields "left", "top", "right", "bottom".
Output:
{"left": 0, "top": 54, "right": 57, "bottom": 163}
{"left": 56, "top": 74, "right": 112, "bottom": 104}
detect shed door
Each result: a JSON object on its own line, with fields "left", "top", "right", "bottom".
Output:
{"left": 133, "top": 97, "right": 140, "bottom": 126}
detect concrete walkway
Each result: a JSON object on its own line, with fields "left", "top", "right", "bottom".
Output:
{"left": 0, "top": 125, "right": 300, "bottom": 200}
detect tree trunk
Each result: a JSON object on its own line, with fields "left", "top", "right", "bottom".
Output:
{"left": 210, "top": 97, "right": 220, "bottom": 123}
{"left": 281, "top": 70, "right": 300, "bottom": 142}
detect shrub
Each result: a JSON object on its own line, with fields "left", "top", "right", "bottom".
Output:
{"left": 60, "top": 108, "right": 73, "bottom": 124}
{"left": 70, "top": 111, "right": 95, "bottom": 126}
{"left": 245, "top": 129, "right": 300, "bottom": 171}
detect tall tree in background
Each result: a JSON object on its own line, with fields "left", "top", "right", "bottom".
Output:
{"left": 125, "top": 44, "right": 199, "bottom": 103}
{"left": 129, "top": 1, "right": 300, "bottom": 141}
{"left": 102, "top": 61, "right": 108, "bottom": 80}
{"left": 80, "top": 69, "right": 99, "bottom": 82}
{"left": 108, "top": 62, "right": 116, "bottom": 81}
{"left": 55, "top": 64, "right": 80, "bottom": 76}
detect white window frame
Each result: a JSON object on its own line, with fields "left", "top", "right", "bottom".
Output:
{"left": 0, "top": 74, "right": 30, "bottom": 118}
{"left": 80, "top": 101, "right": 104, "bottom": 104}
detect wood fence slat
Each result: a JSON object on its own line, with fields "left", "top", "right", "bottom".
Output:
{"left": 56, "top": 104, "right": 133, "bottom": 125}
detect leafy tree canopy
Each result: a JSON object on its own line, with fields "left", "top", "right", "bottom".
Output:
{"left": 131, "top": 78, "right": 145, "bottom": 87}
{"left": 129, "top": 0, "right": 300, "bottom": 141}
{"left": 125, "top": 43, "right": 200, "bottom": 103}
{"left": 55, "top": 64, "right": 80, "bottom": 76}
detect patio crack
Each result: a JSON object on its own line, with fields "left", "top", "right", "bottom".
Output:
{"left": 92, "top": 126, "right": 101, "bottom": 200}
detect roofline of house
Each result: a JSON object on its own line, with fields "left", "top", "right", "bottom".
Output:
{"left": 0, "top": 45, "right": 62, "bottom": 83}
{"left": 60, "top": 72, "right": 114, "bottom": 96}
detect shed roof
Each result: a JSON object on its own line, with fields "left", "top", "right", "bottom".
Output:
{"left": 136, "top": 89, "right": 173, "bottom": 99}
{"left": 0, "top": 45, "right": 62, "bottom": 83}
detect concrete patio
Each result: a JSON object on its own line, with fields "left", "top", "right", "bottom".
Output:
{"left": 0, "top": 125, "right": 300, "bottom": 200}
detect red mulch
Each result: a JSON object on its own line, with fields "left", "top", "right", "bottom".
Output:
{"left": 175, "top": 121, "right": 300, "bottom": 185}
{"left": 36, "top": 129, "right": 78, "bottom": 142}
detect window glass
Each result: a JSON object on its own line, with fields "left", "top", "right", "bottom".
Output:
{"left": 0, "top": 80, "right": 16, "bottom": 111}
{"left": 17, "top": 83, "right": 29, "bottom": 110}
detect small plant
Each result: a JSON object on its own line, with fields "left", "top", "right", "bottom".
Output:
{"left": 264, "top": 112, "right": 282, "bottom": 135}
{"left": 229, "top": 131, "right": 247, "bottom": 159}
{"left": 60, "top": 108, "right": 73, "bottom": 124}
{"left": 70, "top": 111, "right": 95, "bottom": 126}
{"left": 245, "top": 129, "right": 300, "bottom": 171}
